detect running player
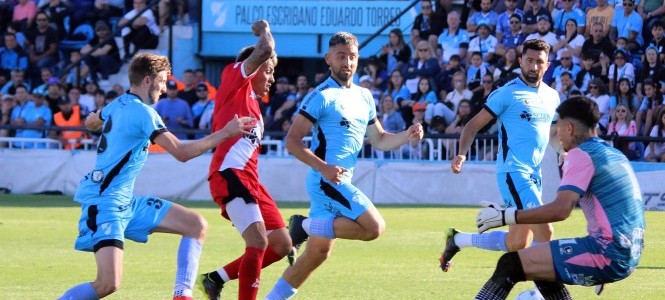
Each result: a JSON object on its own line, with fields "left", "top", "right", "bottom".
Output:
{"left": 58, "top": 53, "right": 255, "bottom": 300}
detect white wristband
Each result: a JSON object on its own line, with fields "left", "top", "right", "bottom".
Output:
{"left": 504, "top": 207, "right": 517, "bottom": 225}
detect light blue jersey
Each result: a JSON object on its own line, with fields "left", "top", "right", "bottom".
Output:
{"left": 485, "top": 77, "right": 559, "bottom": 174}
{"left": 298, "top": 76, "right": 376, "bottom": 182}
{"left": 74, "top": 93, "right": 167, "bottom": 206}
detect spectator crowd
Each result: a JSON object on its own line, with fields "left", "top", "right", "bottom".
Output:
{"left": 1, "top": 0, "right": 665, "bottom": 162}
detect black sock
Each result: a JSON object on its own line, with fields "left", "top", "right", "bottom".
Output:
{"left": 534, "top": 280, "right": 573, "bottom": 300}
{"left": 208, "top": 270, "right": 224, "bottom": 285}
{"left": 475, "top": 252, "right": 526, "bottom": 300}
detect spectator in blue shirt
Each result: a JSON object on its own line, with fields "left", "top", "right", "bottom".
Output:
{"left": 551, "top": 50, "right": 582, "bottom": 87}
{"left": 467, "top": 0, "right": 498, "bottom": 33}
{"left": 1, "top": 69, "right": 30, "bottom": 95}
{"left": 523, "top": 0, "right": 553, "bottom": 34}
{"left": 497, "top": 14, "right": 528, "bottom": 57}
{"left": 9, "top": 85, "right": 52, "bottom": 148}
{"left": 495, "top": 0, "right": 524, "bottom": 41}
{"left": 0, "top": 33, "right": 28, "bottom": 80}
{"left": 437, "top": 11, "right": 469, "bottom": 65}
{"left": 553, "top": 0, "right": 587, "bottom": 35}
{"left": 155, "top": 80, "right": 193, "bottom": 139}
{"left": 610, "top": 0, "right": 644, "bottom": 51}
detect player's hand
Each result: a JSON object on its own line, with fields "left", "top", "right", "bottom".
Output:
{"left": 407, "top": 123, "right": 424, "bottom": 142}
{"left": 320, "top": 164, "right": 347, "bottom": 185}
{"left": 450, "top": 155, "right": 466, "bottom": 174}
{"left": 222, "top": 114, "right": 256, "bottom": 137}
{"left": 476, "top": 201, "right": 516, "bottom": 233}
{"left": 252, "top": 20, "right": 270, "bottom": 36}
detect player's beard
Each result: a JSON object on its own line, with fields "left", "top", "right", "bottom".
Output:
{"left": 331, "top": 67, "right": 353, "bottom": 84}
{"left": 521, "top": 69, "right": 540, "bottom": 85}
{"left": 145, "top": 83, "right": 160, "bottom": 105}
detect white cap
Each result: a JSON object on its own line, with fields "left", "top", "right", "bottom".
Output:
{"left": 359, "top": 75, "right": 373, "bottom": 83}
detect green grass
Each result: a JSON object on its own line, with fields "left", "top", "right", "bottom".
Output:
{"left": 0, "top": 195, "right": 663, "bottom": 299}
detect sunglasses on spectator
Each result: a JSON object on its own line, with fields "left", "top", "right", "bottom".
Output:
{"left": 483, "top": 80, "right": 493, "bottom": 83}
{"left": 561, "top": 57, "right": 571, "bottom": 60}
{"left": 617, "top": 109, "right": 627, "bottom": 112}
{"left": 510, "top": 21, "right": 520, "bottom": 24}
{"left": 196, "top": 89, "right": 207, "bottom": 92}
{"left": 418, "top": 48, "right": 429, "bottom": 52}
{"left": 589, "top": 85, "right": 598, "bottom": 89}
{"left": 623, "top": 2, "right": 634, "bottom": 7}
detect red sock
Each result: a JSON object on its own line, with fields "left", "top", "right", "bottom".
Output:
{"left": 223, "top": 247, "right": 284, "bottom": 280}
{"left": 238, "top": 247, "right": 265, "bottom": 300}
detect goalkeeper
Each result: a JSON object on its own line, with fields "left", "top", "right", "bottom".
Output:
{"left": 473, "top": 96, "right": 645, "bottom": 300}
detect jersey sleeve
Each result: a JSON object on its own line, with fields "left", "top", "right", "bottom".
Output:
{"left": 139, "top": 106, "right": 168, "bottom": 143}
{"left": 218, "top": 61, "right": 254, "bottom": 104}
{"left": 298, "top": 90, "right": 325, "bottom": 124}
{"left": 558, "top": 148, "right": 595, "bottom": 196}
{"left": 484, "top": 88, "right": 505, "bottom": 117}
{"left": 365, "top": 88, "right": 377, "bottom": 125}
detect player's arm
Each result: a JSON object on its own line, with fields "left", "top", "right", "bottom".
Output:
{"left": 155, "top": 115, "right": 254, "bottom": 162}
{"left": 457, "top": 108, "right": 494, "bottom": 157}
{"left": 476, "top": 190, "right": 580, "bottom": 233}
{"left": 243, "top": 20, "right": 274, "bottom": 77}
{"left": 85, "top": 110, "right": 103, "bottom": 131}
{"left": 366, "top": 117, "right": 423, "bottom": 151}
{"left": 286, "top": 114, "right": 346, "bottom": 184}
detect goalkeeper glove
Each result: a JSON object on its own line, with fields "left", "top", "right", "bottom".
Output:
{"left": 476, "top": 201, "right": 517, "bottom": 233}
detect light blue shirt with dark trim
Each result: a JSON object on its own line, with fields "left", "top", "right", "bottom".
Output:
{"left": 484, "top": 77, "right": 559, "bottom": 174}
{"left": 298, "top": 76, "right": 376, "bottom": 181}
{"left": 74, "top": 93, "right": 167, "bottom": 205}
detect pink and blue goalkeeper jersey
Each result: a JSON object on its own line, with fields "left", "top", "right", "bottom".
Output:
{"left": 559, "top": 137, "right": 645, "bottom": 264}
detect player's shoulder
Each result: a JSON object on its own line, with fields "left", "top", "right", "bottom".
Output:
{"left": 301, "top": 79, "right": 333, "bottom": 108}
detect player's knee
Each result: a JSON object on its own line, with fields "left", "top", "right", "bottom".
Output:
{"left": 308, "top": 244, "right": 333, "bottom": 262}
{"left": 506, "top": 238, "right": 529, "bottom": 251}
{"left": 190, "top": 213, "right": 208, "bottom": 241}
{"left": 271, "top": 237, "right": 293, "bottom": 257}
{"left": 363, "top": 220, "right": 385, "bottom": 241}
{"left": 94, "top": 278, "right": 121, "bottom": 297}
{"left": 491, "top": 252, "right": 526, "bottom": 283}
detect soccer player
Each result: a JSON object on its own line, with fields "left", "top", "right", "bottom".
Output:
{"left": 474, "top": 96, "right": 645, "bottom": 299}
{"left": 57, "top": 53, "right": 256, "bottom": 300}
{"left": 196, "top": 20, "right": 292, "bottom": 300}
{"left": 263, "top": 32, "right": 424, "bottom": 300}
{"left": 442, "top": 39, "right": 560, "bottom": 276}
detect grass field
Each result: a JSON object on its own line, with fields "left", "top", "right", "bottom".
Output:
{"left": 0, "top": 194, "right": 662, "bottom": 300}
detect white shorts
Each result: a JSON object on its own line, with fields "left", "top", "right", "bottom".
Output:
{"left": 226, "top": 197, "right": 264, "bottom": 234}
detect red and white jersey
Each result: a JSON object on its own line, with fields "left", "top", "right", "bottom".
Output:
{"left": 208, "top": 61, "right": 264, "bottom": 180}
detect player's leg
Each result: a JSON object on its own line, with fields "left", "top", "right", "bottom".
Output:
{"left": 60, "top": 203, "right": 129, "bottom": 299}
{"left": 264, "top": 237, "right": 336, "bottom": 300}
{"left": 294, "top": 178, "right": 384, "bottom": 242}
{"left": 127, "top": 196, "right": 206, "bottom": 300}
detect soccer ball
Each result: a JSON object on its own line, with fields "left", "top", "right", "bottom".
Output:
{"left": 514, "top": 289, "right": 545, "bottom": 300}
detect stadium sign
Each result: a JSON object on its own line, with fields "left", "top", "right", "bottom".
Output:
{"left": 202, "top": 0, "right": 417, "bottom": 34}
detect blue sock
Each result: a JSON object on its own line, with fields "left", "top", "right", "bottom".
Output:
{"left": 264, "top": 277, "right": 297, "bottom": 300}
{"left": 308, "top": 217, "right": 335, "bottom": 239}
{"left": 173, "top": 237, "right": 202, "bottom": 297}
{"left": 58, "top": 282, "right": 99, "bottom": 300}
{"left": 472, "top": 231, "right": 508, "bottom": 252}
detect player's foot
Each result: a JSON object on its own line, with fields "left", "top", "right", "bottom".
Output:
{"left": 172, "top": 297, "right": 193, "bottom": 300}
{"left": 288, "top": 214, "right": 309, "bottom": 250}
{"left": 439, "top": 227, "right": 461, "bottom": 272}
{"left": 196, "top": 273, "right": 223, "bottom": 300}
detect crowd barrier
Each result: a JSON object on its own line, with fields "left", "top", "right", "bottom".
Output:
{"left": 1, "top": 146, "right": 664, "bottom": 211}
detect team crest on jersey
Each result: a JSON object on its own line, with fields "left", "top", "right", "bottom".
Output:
{"left": 339, "top": 117, "right": 350, "bottom": 129}
{"left": 91, "top": 170, "right": 104, "bottom": 183}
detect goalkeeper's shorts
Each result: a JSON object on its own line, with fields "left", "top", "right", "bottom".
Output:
{"left": 550, "top": 236, "right": 636, "bottom": 286}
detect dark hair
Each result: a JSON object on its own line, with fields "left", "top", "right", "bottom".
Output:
{"left": 521, "top": 39, "right": 550, "bottom": 57}
{"left": 236, "top": 46, "right": 254, "bottom": 62}
{"left": 388, "top": 28, "right": 407, "bottom": 50}
{"left": 329, "top": 32, "right": 358, "bottom": 48}
{"left": 556, "top": 96, "right": 600, "bottom": 128}
{"left": 652, "top": 21, "right": 664, "bottom": 29}
{"left": 128, "top": 53, "right": 171, "bottom": 87}
{"left": 470, "top": 51, "right": 482, "bottom": 58}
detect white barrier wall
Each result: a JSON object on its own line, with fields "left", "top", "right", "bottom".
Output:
{"left": 1, "top": 148, "right": 664, "bottom": 210}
